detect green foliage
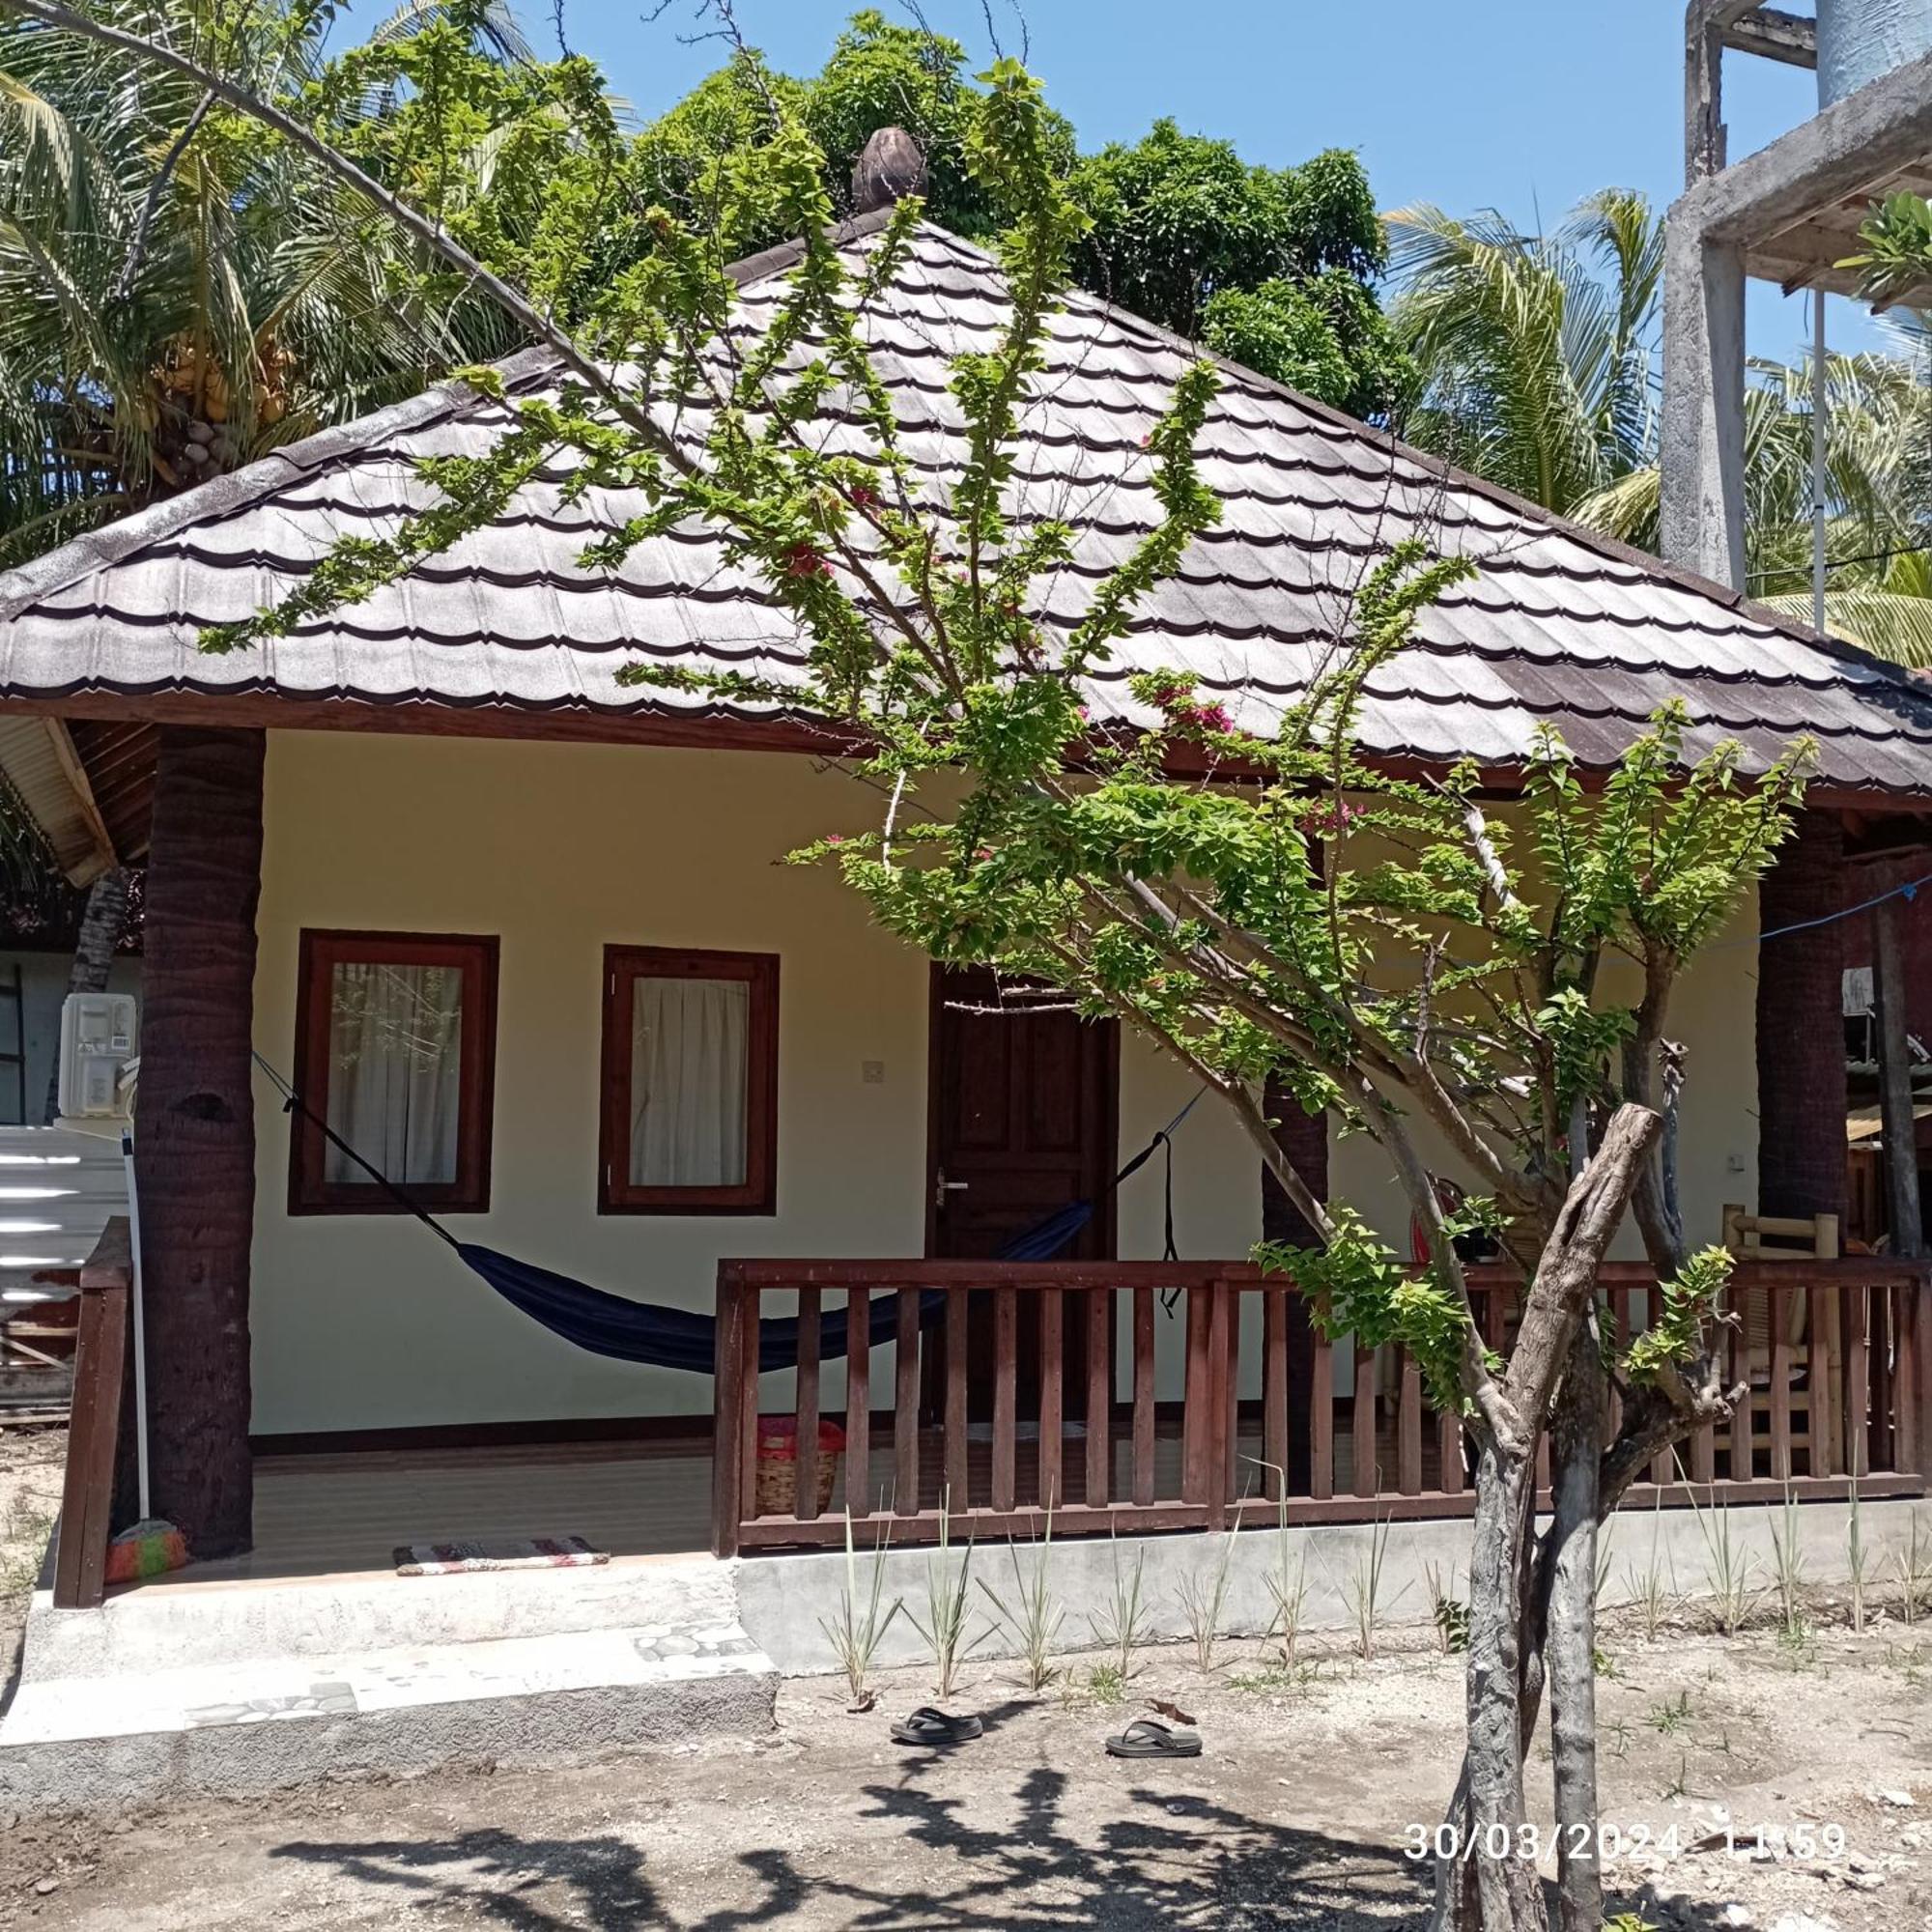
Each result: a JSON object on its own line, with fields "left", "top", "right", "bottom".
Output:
{"left": 1076, "top": 121, "right": 1406, "bottom": 416}
{"left": 0, "top": 0, "right": 590, "bottom": 561}
{"left": 1623, "top": 1247, "right": 1733, "bottom": 1383}
{"left": 1838, "top": 190, "right": 1932, "bottom": 309}
{"left": 1389, "top": 188, "right": 1662, "bottom": 516}
{"left": 1074, "top": 121, "right": 1382, "bottom": 327}
{"left": 1203, "top": 268, "right": 1412, "bottom": 415}
{"left": 1260, "top": 1207, "right": 1470, "bottom": 1413}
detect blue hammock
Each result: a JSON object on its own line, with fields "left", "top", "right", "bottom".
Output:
{"left": 256, "top": 1055, "right": 1198, "bottom": 1375}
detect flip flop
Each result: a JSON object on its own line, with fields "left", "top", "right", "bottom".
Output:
{"left": 890, "top": 1706, "right": 984, "bottom": 1747}
{"left": 1105, "top": 1717, "right": 1202, "bottom": 1759}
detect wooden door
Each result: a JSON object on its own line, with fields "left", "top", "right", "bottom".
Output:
{"left": 925, "top": 966, "right": 1118, "bottom": 1418}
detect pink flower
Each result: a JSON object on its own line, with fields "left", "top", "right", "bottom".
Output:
{"left": 1300, "top": 800, "right": 1363, "bottom": 838}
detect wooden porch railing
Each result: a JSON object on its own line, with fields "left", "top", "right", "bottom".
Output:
{"left": 49, "top": 1215, "right": 133, "bottom": 1609}
{"left": 711, "top": 1255, "right": 1932, "bottom": 1557}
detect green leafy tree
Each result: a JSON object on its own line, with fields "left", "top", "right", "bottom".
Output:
{"left": 1388, "top": 190, "right": 1662, "bottom": 516}
{"left": 25, "top": 9, "right": 1817, "bottom": 1919}
{"left": 630, "top": 23, "right": 1407, "bottom": 417}
{"left": 1073, "top": 119, "right": 1410, "bottom": 414}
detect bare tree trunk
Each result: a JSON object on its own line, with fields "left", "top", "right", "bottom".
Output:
{"left": 1546, "top": 1321, "right": 1603, "bottom": 1932}
{"left": 1448, "top": 1437, "right": 1548, "bottom": 1932}
{"left": 43, "top": 866, "right": 129, "bottom": 1122}
{"left": 133, "top": 728, "right": 263, "bottom": 1558}
{"left": 1435, "top": 1107, "right": 1660, "bottom": 1932}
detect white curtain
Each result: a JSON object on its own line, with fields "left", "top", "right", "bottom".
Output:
{"left": 631, "top": 976, "right": 748, "bottom": 1186}
{"left": 325, "top": 961, "right": 465, "bottom": 1185}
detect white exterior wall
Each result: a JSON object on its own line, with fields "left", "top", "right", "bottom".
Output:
{"left": 246, "top": 730, "right": 1760, "bottom": 1436}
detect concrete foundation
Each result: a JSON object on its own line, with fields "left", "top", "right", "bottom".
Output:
{"left": 2, "top": 1496, "right": 1923, "bottom": 1810}
{"left": 0, "top": 1636, "right": 778, "bottom": 1813}
{"left": 0, "top": 1555, "right": 776, "bottom": 1814}
{"left": 733, "top": 1494, "right": 1930, "bottom": 1676}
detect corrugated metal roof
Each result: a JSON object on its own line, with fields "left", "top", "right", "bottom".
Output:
{"left": 0, "top": 719, "right": 115, "bottom": 884}
{"left": 3, "top": 214, "right": 1931, "bottom": 797}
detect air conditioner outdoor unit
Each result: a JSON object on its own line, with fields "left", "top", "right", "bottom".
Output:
{"left": 57, "top": 991, "right": 138, "bottom": 1120}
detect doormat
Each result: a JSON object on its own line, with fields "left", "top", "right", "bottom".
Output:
{"left": 393, "top": 1536, "right": 610, "bottom": 1576}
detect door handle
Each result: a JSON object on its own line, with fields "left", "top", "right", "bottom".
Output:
{"left": 934, "top": 1169, "right": 970, "bottom": 1210}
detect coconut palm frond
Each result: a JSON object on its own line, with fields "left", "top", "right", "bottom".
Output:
{"left": 0, "top": 0, "right": 558, "bottom": 561}
{"left": 1388, "top": 190, "right": 1662, "bottom": 518}
{"left": 368, "top": 0, "right": 535, "bottom": 63}
{"left": 1760, "top": 585, "right": 1932, "bottom": 668}
{"left": 1572, "top": 465, "right": 1660, "bottom": 554}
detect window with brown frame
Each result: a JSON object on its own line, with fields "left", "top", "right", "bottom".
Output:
{"left": 600, "top": 946, "right": 779, "bottom": 1214}
{"left": 289, "top": 930, "right": 499, "bottom": 1215}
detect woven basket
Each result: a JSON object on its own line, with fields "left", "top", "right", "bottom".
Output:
{"left": 753, "top": 1416, "right": 845, "bottom": 1518}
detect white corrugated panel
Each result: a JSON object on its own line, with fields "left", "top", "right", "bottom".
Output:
{"left": 0, "top": 1124, "right": 128, "bottom": 1308}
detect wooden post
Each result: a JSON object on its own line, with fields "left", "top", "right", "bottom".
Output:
{"left": 845, "top": 1287, "right": 870, "bottom": 1516}
{"left": 1756, "top": 814, "right": 1848, "bottom": 1234}
{"left": 795, "top": 1287, "right": 822, "bottom": 1520}
{"left": 895, "top": 1289, "right": 920, "bottom": 1516}
{"left": 1914, "top": 1272, "right": 1932, "bottom": 1479}
{"left": 132, "top": 727, "right": 264, "bottom": 1560}
{"left": 1038, "top": 1289, "right": 1064, "bottom": 1511}
{"left": 990, "top": 1285, "right": 1016, "bottom": 1514}
{"left": 1261, "top": 1076, "right": 1325, "bottom": 1492}
{"left": 1874, "top": 895, "right": 1924, "bottom": 1258}
{"left": 1205, "top": 1280, "right": 1232, "bottom": 1530}
{"left": 711, "top": 1266, "right": 748, "bottom": 1558}
{"left": 52, "top": 1219, "right": 133, "bottom": 1608}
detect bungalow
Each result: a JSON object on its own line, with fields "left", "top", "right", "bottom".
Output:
{"left": 0, "top": 201, "right": 1928, "bottom": 1594}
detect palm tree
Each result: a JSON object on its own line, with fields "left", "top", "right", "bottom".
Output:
{"left": 1386, "top": 189, "right": 1662, "bottom": 518}
{"left": 0, "top": 0, "right": 534, "bottom": 568}
{"left": 1390, "top": 191, "right": 1932, "bottom": 665}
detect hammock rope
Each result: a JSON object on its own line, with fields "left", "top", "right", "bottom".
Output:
{"left": 251, "top": 1053, "right": 1203, "bottom": 1374}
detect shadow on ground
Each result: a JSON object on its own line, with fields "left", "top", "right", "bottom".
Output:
{"left": 270, "top": 1759, "right": 1746, "bottom": 1931}
{"left": 272, "top": 1760, "right": 1432, "bottom": 1929}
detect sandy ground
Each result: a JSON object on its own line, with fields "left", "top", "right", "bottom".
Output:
{"left": 0, "top": 1429, "right": 60, "bottom": 1690}
{"left": 0, "top": 1601, "right": 1927, "bottom": 1931}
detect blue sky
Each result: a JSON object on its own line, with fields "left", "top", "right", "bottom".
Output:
{"left": 554, "top": 0, "right": 1871, "bottom": 363}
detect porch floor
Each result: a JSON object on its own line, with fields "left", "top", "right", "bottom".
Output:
{"left": 150, "top": 1408, "right": 1443, "bottom": 1586}
{"left": 164, "top": 1438, "right": 717, "bottom": 1583}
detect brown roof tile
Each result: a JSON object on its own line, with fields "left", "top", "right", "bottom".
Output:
{"left": 2, "top": 217, "right": 1930, "bottom": 796}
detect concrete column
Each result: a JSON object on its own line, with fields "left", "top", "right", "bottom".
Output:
{"left": 1756, "top": 811, "right": 1848, "bottom": 1227}
{"left": 1660, "top": 221, "right": 1748, "bottom": 590}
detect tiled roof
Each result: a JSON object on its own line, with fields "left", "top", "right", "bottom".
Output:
{"left": 4, "top": 213, "right": 1932, "bottom": 796}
